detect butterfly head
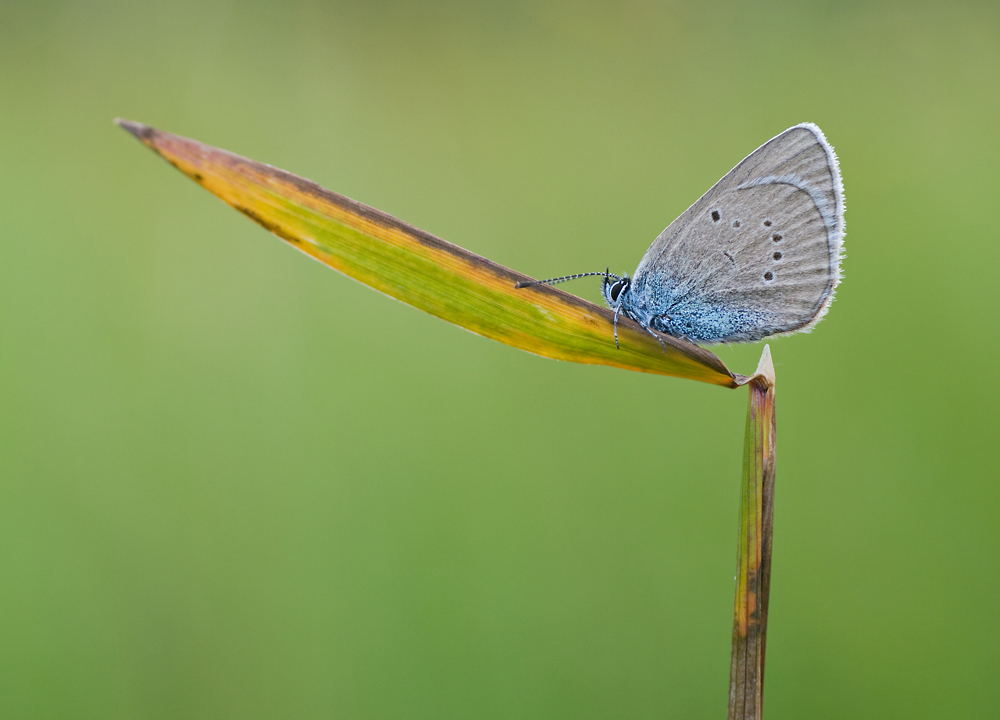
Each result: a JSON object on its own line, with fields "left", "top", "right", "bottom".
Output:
{"left": 601, "top": 271, "right": 631, "bottom": 311}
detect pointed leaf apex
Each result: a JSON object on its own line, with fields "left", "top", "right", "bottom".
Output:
{"left": 114, "top": 118, "right": 155, "bottom": 145}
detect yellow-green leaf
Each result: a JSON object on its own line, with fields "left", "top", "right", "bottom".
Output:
{"left": 116, "top": 119, "right": 739, "bottom": 387}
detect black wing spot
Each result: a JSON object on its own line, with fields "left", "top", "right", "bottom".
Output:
{"left": 772, "top": 233, "right": 783, "bottom": 243}
{"left": 732, "top": 219, "right": 741, "bottom": 228}
{"left": 763, "top": 220, "right": 772, "bottom": 227}
{"left": 773, "top": 252, "right": 782, "bottom": 261}
{"left": 763, "top": 271, "right": 774, "bottom": 282}
{"left": 711, "top": 210, "right": 721, "bottom": 222}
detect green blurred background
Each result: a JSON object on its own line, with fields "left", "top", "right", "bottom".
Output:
{"left": 2, "top": 1, "right": 998, "bottom": 717}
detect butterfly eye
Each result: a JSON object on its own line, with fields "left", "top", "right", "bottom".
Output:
{"left": 610, "top": 280, "right": 626, "bottom": 302}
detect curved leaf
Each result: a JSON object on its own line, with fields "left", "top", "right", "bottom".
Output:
{"left": 117, "top": 119, "right": 739, "bottom": 387}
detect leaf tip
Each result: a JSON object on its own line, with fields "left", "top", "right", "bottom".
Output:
{"left": 114, "top": 118, "right": 155, "bottom": 145}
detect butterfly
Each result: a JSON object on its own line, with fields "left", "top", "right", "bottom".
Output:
{"left": 518, "top": 123, "right": 845, "bottom": 346}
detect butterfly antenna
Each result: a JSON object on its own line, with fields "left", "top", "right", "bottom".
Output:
{"left": 515, "top": 271, "right": 619, "bottom": 289}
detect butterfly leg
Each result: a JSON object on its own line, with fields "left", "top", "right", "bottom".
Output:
{"left": 613, "top": 306, "right": 621, "bottom": 349}
{"left": 642, "top": 324, "right": 668, "bottom": 352}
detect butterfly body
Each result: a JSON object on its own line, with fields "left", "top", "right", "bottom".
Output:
{"left": 604, "top": 272, "right": 776, "bottom": 344}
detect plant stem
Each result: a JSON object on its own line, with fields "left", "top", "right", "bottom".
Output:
{"left": 729, "top": 346, "right": 776, "bottom": 720}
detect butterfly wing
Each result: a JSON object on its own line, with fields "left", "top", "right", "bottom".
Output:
{"left": 632, "top": 123, "right": 845, "bottom": 342}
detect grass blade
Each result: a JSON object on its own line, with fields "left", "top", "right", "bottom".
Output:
{"left": 729, "top": 346, "right": 777, "bottom": 719}
{"left": 116, "top": 119, "right": 738, "bottom": 386}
